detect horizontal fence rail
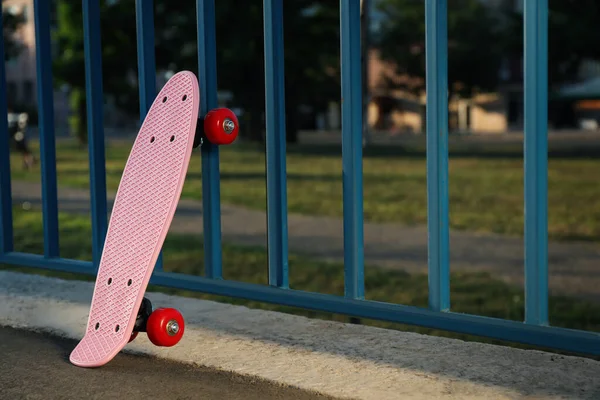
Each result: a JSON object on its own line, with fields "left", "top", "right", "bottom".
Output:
{"left": 1, "top": 0, "right": 599, "bottom": 357}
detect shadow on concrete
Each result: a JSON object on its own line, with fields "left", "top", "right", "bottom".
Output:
{"left": 0, "top": 326, "right": 337, "bottom": 400}
{"left": 1, "top": 265, "right": 600, "bottom": 400}
{"left": 174, "top": 302, "right": 600, "bottom": 400}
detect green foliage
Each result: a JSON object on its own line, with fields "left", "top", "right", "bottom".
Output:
{"left": 154, "top": 0, "right": 341, "bottom": 142}
{"left": 501, "top": 0, "right": 600, "bottom": 86}
{"left": 53, "top": 0, "right": 139, "bottom": 144}
{"left": 52, "top": 0, "right": 340, "bottom": 144}
{"left": 42, "top": 0, "right": 600, "bottom": 145}
{"left": 374, "top": 0, "right": 504, "bottom": 97}
{"left": 67, "top": 87, "right": 86, "bottom": 145}
{"left": 375, "top": 0, "right": 600, "bottom": 94}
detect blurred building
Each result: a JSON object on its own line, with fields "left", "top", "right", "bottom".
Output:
{"left": 2, "top": 0, "right": 133, "bottom": 132}
{"left": 3, "top": 0, "right": 36, "bottom": 107}
{"left": 5, "top": 0, "right": 600, "bottom": 135}
{"left": 366, "top": 0, "right": 600, "bottom": 134}
{"left": 365, "top": 0, "right": 523, "bottom": 135}
{"left": 3, "top": 0, "right": 70, "bottom": 129}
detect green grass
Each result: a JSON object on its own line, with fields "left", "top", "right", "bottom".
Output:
{"left": 10, "top": 138, "right": 600, "bottom": 242}
{"left": 2, "top": 207, "right": 600, "bottom": 357}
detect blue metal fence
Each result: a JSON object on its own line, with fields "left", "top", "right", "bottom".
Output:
{"left": 1, "top": 0, "right": 599, "bottom": 356}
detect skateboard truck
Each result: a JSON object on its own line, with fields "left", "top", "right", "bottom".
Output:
{"left": 128, "top": 296, "right": 185, "bottom": 346}
{"left": 132, "top": 297, "right": 153, "bottom": 333}
{"left": 193, "top": 107, "right": 240, "bottom": 148}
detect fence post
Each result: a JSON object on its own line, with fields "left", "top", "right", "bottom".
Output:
{"left": 523, "top": 0, "right": 549, "bottom": 326}
{"left": 197, "top": 0, "right": 223, "bottom": 279}
{"left": 135, "top": 0, "right": 164, "bottom": 272}
{"left": 425, "top": 0, "right": 450, "bottom": 312}
{"left": 263, "top": 0, "right": 290, "bottom": 289}
{"left": 340, "top": 0, "right": 365, "bottom": 300}
{"left": 34, "top": 0, "right": 60, "bottom": 258}
{"left": 82, "top": 0, "right": 108, "bottom": 271}
{"left": 0, "top": 6, "right": 13, "bottom": 255}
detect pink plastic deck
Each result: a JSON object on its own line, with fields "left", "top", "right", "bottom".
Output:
{"left": 70, "top": 71, "right": 199, "bottom": 367}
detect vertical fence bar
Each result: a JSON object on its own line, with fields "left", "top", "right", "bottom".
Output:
{"left": 340, "top": 0, "right": 365, "bottom": 300}
{"left": 135, "top": 0, "right": 156, "bottom": 117}
{"left": 197, "top": 0, "right": 222, "bottom": 279}
{"left": 83, "top": 0, "right": 108, "bottom": 271}
{"left": 263, "top": 0, "right": 289, "bottom": 288}
{"left": 135, "top": 0, "right": 163, "bottom": 272}
{"left": 425, "top": 0, "right": 450, "bottom": 312}
{"left": 34, "top": 0, "right": 60, "bottom": 258}
{"left": 523, "top": 0, "right": 549, "bottom": 326}
{"left": 360, "top": 0, "right": 370, "bottom": 144}
{"left": 0, "top": 8, "right": 13, "bottom": 255}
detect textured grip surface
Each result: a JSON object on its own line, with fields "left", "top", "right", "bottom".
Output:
{"left": 70, "top": 71, "right": 199, "bottom": 367}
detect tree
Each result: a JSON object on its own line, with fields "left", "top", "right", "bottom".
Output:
{"left": 373, "top": 0, "right": 505, "bottom": 98}
{"left": 52, "top": 0, "right": 341, "bottom": 145}
{"left": 155, "top": 0, "right": 340, "bottom": 143}
{"left": 501, "top": 0, "right": 600, "bottom": 87}
{"left": 52, "top": 0, "right": 140, "bottom": 145}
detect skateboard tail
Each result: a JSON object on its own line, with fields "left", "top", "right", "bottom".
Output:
{"left": 70, "top": 70, "right": 200, "bottom": 367}
{"left": 70, "top": 334, "right": 129, "bottom": 368}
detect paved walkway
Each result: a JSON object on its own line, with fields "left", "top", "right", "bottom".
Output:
{"left": 3, "top": 271, "right": 600, "bottom": 400}
{"left": 10, "top": 180, "right": 600, "bottom": 301}
{"left": 0, "top": 326, "right": 335, "bottom": 400}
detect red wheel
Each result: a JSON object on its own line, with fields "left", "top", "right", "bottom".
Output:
{"left": 128, "top": 331, "right": 139, "bottom": 343}
{"left": 146, "top": 308, "right": 184, "bottom": 347}
{"left": 204, "top": 107, "right": 239, "bottom": 145}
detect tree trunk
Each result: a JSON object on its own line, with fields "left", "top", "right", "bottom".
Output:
{"left": 242, "top": 104, "right": 265, "bottom": 143}
{"left": 68, "top": 88, "right": 88, "bottom": 147}
{"left": 284, "top": 79, "right": 299, "bottom": 144}
{"left": 285, "top": 99, "right": 298, "bottom": 144}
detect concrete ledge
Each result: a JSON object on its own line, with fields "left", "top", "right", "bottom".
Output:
{"left": 1, "top": 270, "right": 599, "bottom": 400}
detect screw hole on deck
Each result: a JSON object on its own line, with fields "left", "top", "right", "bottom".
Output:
{"left": 170, "top": 135, "right": 175, "bottom": 142}
{"left": 115, "top": 325, "right": 120, "bottom": 332}
{"left": 150, "top": 136, "right": 155, "bottom": 143}
{"left": 182, "top": 94, "right": 187, "bottom": 101}
{"left": 127, "top": 279, "right": 132, "bottom": 286}
{"left": 95, "top": 323, "right": 100, "bottom": 330}
{"left": 107, "top": 278, "right": 112, "bottom": 285}
{"left": 162, "top": 96, "right": 167, "bottom": 103}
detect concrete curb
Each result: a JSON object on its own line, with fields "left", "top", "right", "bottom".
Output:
{"left": 1, "top": 270, "right": 599, "bottom": 400}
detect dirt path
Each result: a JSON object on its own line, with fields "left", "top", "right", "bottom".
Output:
{"left": 10, "top": 180, "right": 600, "bottom": 302}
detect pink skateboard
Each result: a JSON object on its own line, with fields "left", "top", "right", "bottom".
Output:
{"left": 70, "top": 71, "right": 239, "bottom": 368}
